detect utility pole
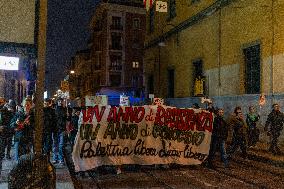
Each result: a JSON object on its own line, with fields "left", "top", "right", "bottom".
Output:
{"left": 9, "top": 0, "right": 56, "bottom": 188}
{"left": 34, "top": 0, "right": 47, "bottom": 155}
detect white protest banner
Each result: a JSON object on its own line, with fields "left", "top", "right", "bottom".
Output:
{"left": 120, "top": 95, "right": 129, "bottom": 106}
{"left": 85, "top": 95, "right": 108, "bottom": 106}
{"left": 72, "top": 105, "right": 213, "bottom": 172}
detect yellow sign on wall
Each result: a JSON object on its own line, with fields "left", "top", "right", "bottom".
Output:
{"left": 194, "top": 76, "right": 205, "bottom": 96}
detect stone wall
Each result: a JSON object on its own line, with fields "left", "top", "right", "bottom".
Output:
{"left": 166, "top": 94, "right": 284, "bottom": 147}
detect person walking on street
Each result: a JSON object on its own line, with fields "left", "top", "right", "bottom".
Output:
{"left": 52, "top": 98, "right": 67, "bottom": 165}
{"left": 246, "top": 106, "right": 260, "bottom": 147}
{"left": 10, "top": 98, "right": 35, "bottom": 162}
{"left": 265, "top": 103, "right": 284, "bottom": 155}
{"left": 0, "top": 97, "right": 12, "bottom": 175}
{"left": 206, "top": 108, "right": 229, "bottom": 169}
{"left": 43, "top": 98, "right": 56, "bottom": 157}
{"left": 227, "top": 107, "right": 248, "bottom": 159}
{"left": 4, "top": 102, "right": 15, "bottom": 159}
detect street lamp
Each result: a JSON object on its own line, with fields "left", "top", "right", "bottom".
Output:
{"left": 70, "top": 70, "right": 75, "bottom": 74}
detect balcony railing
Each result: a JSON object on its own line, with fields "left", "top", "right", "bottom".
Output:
{"left": 109, "top": 65, "right": 122, "bottom": 71}
{"left": 109, "top": 45, "right": 122, "bottom": 50}
{"left": 94, "top": 65, "right": 101, "bottom": 70}
{"left": 110, "top": 25, "right": 123, "bottom": 30}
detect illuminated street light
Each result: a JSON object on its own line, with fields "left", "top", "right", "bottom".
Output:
{"left": 70, "top": 70, "right": 75, "bottom": 74}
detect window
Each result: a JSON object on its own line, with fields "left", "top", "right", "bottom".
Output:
{"left": 111, "top": 33, "right": 122, "bottom": 50}
{"left": 132, "top": 61, "right": 139, "bottom": 68}
{"left": 95, "top": 53, "right": 101, "bottom": 70}
{"left": 149, "top": 7, "right": 154, "bottom": 33}
{"left": 111, "top": 16, "right": 122, "bottom": 30}
{"left": 168, "top": 0, "right": 176, "bottom": 20}
{"left": 193, "top": 59, "right": 203, "bottom": 78}
{"left": 168, "top": 69, "right": 175, "bottom": 98}
{"left": 148, "top": 75, "right": 154, "bottom": 94}
{"left": 110, "top": 74, "right": 121, "bottom": 87}
{"left": 243, "top": 44, "right": 261, "bottom": 94}
{"left": 110, "top": 54, "right": 122, "bottom": 70}
{"left": 133, "top": 18, "right": 140, "bottom": 29}
{"left": 132, "top": 75, "right": 139, "bottom": 87}
{"left": 132, "top": 33, "right": 141, "bottom": 49}
{"left": 193, "top": 59, "right": 205, "bottom": 96}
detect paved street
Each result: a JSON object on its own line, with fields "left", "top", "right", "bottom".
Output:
{"left": 73, "top": 150, "right": 284, "bottom": 189}
{"left": 0, "top": 147, "right": 74, "bottom": 189}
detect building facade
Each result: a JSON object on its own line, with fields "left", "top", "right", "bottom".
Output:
{"left": 70, "top": 0, "right": 146, "bottom": 100}
{"left": 0, "top": 0, "right": 38, "bottom": 103}
{"left": 144, "top": 0, "right": 284, "bottom": 99}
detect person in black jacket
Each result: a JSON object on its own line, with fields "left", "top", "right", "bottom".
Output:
{"left": 227, "top": 107, "right": 248, "bottom": 159}
{"left": 52, "top": 98, "right": 67, "bottom": 165}
{"left": 0, "top": 97, "right": 13, "bottom": 175}
{"left": 10, "top": 97, "right": 34, "bottom": 162}
{"left": 43, "top": 98, "right": 57, "bottom": 157}
{"left": 265, "top": 103, "right": 284, "bottom": 155}
{"left": 206, "top": 108, "right": 229, "bottom": 168}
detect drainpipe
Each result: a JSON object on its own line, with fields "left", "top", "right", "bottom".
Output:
{"left": 270, "top": 0, "right": 275, "bottom": 103}
{"left": 218, "top": 8, "right": 222, "bottom": 96}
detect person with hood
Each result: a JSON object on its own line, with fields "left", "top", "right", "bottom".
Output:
{"left": 265, "top": 103, "right": 284, "bottom": 155}
{"left": 52, "top": 98, "right": 67, "bottom": 165}
{"left": 206, "top": 108, "right": 229, "bottom": 169}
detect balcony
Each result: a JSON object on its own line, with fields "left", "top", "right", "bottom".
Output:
{"left": 109, "top": 65, "right": 122, "bottom": 71}
{"left": 110, "top": 25, "right": 123, "bottom": 30}
{"left": 94, "top": 65, "right": 102, "bottom": 70}
{"left": 109, "top": 45, "right": 122, "bottom": 50}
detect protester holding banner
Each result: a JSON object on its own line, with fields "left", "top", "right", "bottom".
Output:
{"left": 206, "top": 108, "right": 229, "bottom": 169}
{"left": 227, "top": 107, "right": 248, "bottom": 159}
{"left": 246, "top": 106, "right": 260, "bottom": 147}
{"left": 72, "top": 105, "right": 213, "bottom": 172}
{"left": 52, "top": 98, "right": 67, "bottom": 165}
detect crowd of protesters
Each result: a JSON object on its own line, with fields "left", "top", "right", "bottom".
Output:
{"left": 0, "top": 95, "right": 284, "bottom": 176}
{"left": 0, "top": 96, "right": 80, "bottom": 176}
{"left": 206, "top": 102, "right": 284, "bottom": 169}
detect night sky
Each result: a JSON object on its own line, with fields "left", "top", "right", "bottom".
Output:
{"left": 46, "top": 0, "right": 98, "bottom": 96}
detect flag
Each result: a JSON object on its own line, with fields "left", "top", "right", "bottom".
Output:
{"left": 144, "top": 0, "right": 155, "bottom": 11}
{"left": 156, "top": 1, "right": 167, "bottom": 12}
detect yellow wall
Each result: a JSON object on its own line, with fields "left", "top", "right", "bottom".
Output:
{"left": 145, "top": 0, "right": 284, "bottom": 98}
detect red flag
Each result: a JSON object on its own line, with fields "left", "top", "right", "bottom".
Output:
{"left": 144, "top": 0, "right": 154, "bottom": 11}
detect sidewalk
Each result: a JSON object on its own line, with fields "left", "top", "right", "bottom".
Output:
{"left": 0, "top": 154, "right": 74, "bottom": 189}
